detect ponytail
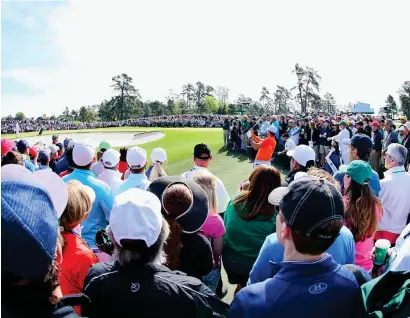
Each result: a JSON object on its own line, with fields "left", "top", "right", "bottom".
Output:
{"left": 149, "top": 162, "right": 167, "bottom": 182}
{"left": 163, "top": 218, "right": 182, "bottom": 270}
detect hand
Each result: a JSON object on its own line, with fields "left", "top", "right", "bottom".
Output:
{"left": 327, "top": 137, "right": 332, "bottom": 141}
{"left": 371, "top": 246, "right": 393, "bottom": 262}
{"left": 250, "top": 128, "right": 254, "bottom": 133}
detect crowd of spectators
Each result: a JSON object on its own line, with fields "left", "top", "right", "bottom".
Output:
{"left": 1, "top": 115, "right": 227, "bottom": 134}
{"left": 1, "top": 112, "right": 410, "bottom": 317}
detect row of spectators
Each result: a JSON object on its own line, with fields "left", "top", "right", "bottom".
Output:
{"left": 2, "top": 128, "right": 409, "bottom": 317}
{"left": 1, "top": 115, "right": 229, "bottom": 134}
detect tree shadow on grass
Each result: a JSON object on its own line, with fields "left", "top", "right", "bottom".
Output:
{"left": 217, "top": 147, "right": 228, "bottom": 154}
{"left": 226, "top": 149, "right": 252, "bottom": 163}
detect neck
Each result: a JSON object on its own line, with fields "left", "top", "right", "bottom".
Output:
{"left": 284, "top": 244, "right": 325, "bottom": 262}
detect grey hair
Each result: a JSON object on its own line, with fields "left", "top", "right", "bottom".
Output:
{"left": 387, "top": 143, "right": 408, "bottom": 166}
{"left": 107, "top": 218, "right": 170, "bottom": 267}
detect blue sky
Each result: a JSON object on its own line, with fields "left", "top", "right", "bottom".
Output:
{"left": 2, "top": 1, "right": 65, "bottom": 97}
{"left": 1, "top": 0, "right": 410, "bottom": 118}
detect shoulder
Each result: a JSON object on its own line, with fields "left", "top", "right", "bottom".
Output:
{"left": 333, "top": 171, "right": 344, "bottom": 179}
{"left": 84, "top": 262, "right": 119, "bottom": 290}
{"left": 371, "top": 170, "right": 380, "bottom": 180}
{"left": 339, "top": 225, "right": 354, "bottom": 239}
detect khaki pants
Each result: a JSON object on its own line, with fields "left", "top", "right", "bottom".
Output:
{"left": 370, "top": 150, "right": 381, "bottom": 173}
{"left": 223, "top": 130, "right": 230, "bottom": 147}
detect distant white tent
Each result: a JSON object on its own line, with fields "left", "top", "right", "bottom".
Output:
{"left": 351, "top": 103, "right": 374, "bottom": 114}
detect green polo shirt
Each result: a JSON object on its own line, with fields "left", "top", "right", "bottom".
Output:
{"left": 223, "top": 199, "right": 276, "bottom": 268}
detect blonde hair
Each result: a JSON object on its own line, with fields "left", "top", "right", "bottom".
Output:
{"left": 148, "top": 162, "right": 167, "bottom": 181}
{"left": 307, "top": 167, "right": 342, "bottom": 193}
{"left": 59, "top": 180, "right": 93, "bottom": 231}
{"left": 193, "top": 170, "right": 217, "bottom": 214}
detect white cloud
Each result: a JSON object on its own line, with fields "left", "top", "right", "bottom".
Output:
{"left": 2, "top": 0, "right": 410, "bottom": 117}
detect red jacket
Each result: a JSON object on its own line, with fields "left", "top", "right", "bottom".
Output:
{"left": 60, "top": 231, "right": 98, "bottom": 314}
{"left": 118, "top": 161, "right": 128, "bottom": 180}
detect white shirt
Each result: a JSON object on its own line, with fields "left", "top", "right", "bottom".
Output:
{"left": 334, "top": 128, "right": 350, "bottom": 153}
{"left": 378, "top": 166, "right": 410, "bottom": 234}
{"left": 92, "top": 161, "right": 104, "bottom": 176}
{"left": 285, "top": 139, "right": 296, "bottom": 151}
{"left": 181, "top": 166, "right": 230, "bottom": 214}
{"left": 288, "top": 126, "right": 300, "bottom": 145}
{"left": 98, "top": 169, "right": 124, "bottom": 193}
{"left": 388, "top": 223, "right": 410, "bottom": 272}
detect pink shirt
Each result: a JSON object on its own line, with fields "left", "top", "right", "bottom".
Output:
{"left": 343, "top": 198, "right": 382, "bottom": 271}
{"left": 200, "top": 214, "right": 226, "bottom": 240}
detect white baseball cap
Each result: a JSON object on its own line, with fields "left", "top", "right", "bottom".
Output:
{"left": 127, "top": 146, "right": 147, "bottom": 169}
{"left": 399, "top": 126, "right": 406, "bottom": 132}
{"left": 287, "top": 145, "right": 316, "bottom": 166}
{"left": 109, "top": 188, "right": 163, "bottom": 248}
{"left": 285, "top": 140, "right": 297, "bottom": 151}
{"left": 1, "top": 164, "right": 68, "bottom": 218}
{"left": 268, "top": 126, "right": 277, "bottom": 134}
{"left": 49, "top": 144, "right": 59, "bottom": 154}
{"left": 268, "top": 186, "right": 289, "bottom": 206}
{"left": 102, "top": 149, "right": 120, "bottom": 168}
{"left": 151, "top": 148, "right": 167, "bottom": 163}
{"left": 72, "top": 141, "right": 95, "bottom": 167}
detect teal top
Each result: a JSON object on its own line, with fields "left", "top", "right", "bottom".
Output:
{"left": 223, "top": 198, "right": 276, "bottom": 268}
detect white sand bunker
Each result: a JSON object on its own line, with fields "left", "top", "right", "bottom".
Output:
{"left": 21, "top": 131, "right": 165, "bottom": 148}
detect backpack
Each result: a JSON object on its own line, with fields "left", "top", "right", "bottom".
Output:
{"left": 360, "top": 271, "right": 410, "bottom": 317}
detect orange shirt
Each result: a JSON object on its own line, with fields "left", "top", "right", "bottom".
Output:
{"left": 253, "top": 133, "right": 276, "bottom": 161}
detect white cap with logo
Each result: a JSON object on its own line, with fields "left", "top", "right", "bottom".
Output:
{"left": 102, "top": 149, "right": 120, "bottom": 168}
{"left": 126, "top": 146, "right": 147, "bottom": 169}
{"left": 109, "top": 188, "right": 162, "bottom": 248}
{"left": 287, "top": 145, "right": 316, "bottom": 166}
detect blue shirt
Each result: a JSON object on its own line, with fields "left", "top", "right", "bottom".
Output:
{"left": 272, "top": 121, "right": 280, "bottom": 139}
{"left": 334, "top": 168, "right": 381, "bottom": 197}
{"left": 114, "top": 173, "right": 151, "bottom": 196}
{"left": 24, "top": 160, "right": 36, "bottom": 172}
{"left": 260, "top": 121, "right": 270, "bottom": 135}
{"left": 229, "top": 255, "right": 368, "bottom": 318}
{"left": 63, "top": 169, "right": 114, "bottom": 247}
{"left": 55, "top": 153, "right": 68, "bottom": 174}
{"left": 248, "top": 225, "right": 355, "bottom": 285}
{"left": 37, "top": 165, "right": 51, "bottom": 171}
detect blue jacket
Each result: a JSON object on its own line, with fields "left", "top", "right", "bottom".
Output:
{"left": 248, "top": 226, "right": 355, "bottom": 285}
{"left": 63, "top": 169, "right": 114, "bottom": 247}
{"left": 372, "top": 129, "right": 383, "bottom": 151}
{"left": 334, "top": 167, "right": 381, "bottom": 197}
{"left": 229, "top": 255, "right": 367, "bottom": 318}
{"left": 55, "top": 153, "right": 68, "bottom": 174}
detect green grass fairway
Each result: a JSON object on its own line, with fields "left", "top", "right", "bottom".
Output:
{"left": 3, "top": 127, "right": 275, "bottom": 196}
{"left": 2, "top": 127, "right": 289, "bottom": 303}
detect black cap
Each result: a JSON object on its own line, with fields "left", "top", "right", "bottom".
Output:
{"left": 356, "top": 121, "right": 364, "bottom": 126}
{"left": 280, "top": 176, "right": 344, "bottom": 239}
{"left": 193, "top": 143, "right": 211, "bottom": 160}
{"left": 350, "top": 133, "right": 372, "bottom": 155}
{"left": 147, "top": 176, "right": 209, "bottom": 234}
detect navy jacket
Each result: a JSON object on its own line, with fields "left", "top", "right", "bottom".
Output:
{"left": 228, "top": 255, "right": 368, "bottom": 318}
{"left": 372, "top": 129, "right": 383, "bottom": 151}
